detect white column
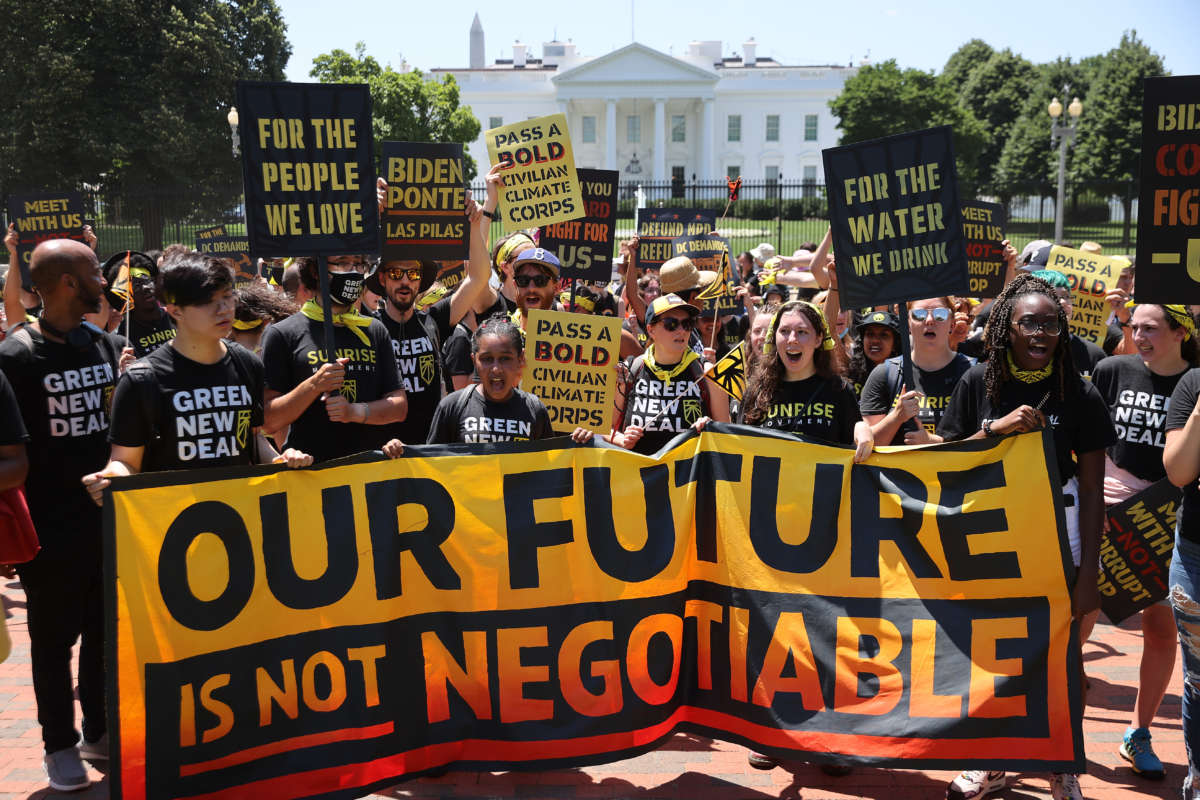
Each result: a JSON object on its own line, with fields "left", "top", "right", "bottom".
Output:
{"left": 702, "top": 98, "right": 714, "bottom": 181}
{"left": 653, "top": 98, "right": 666, "bottom": 181}
{"left": 605, "top": 99, "right": 617, "bottom": 171}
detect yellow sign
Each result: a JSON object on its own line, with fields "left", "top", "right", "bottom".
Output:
{"left": 486, "top": 113, "right": 585, "bottom": 232}
{"left": 108, "top": 430, "right": 1081, "bottom": 800}
{"left": 706, "top": 341, "right": 747, "bottom": 400}
{"left": 522, "top": 308, "right": 620, "bottom": 433}
{"left": 1045, "top": 245, "right": 1122, "bottom": 346}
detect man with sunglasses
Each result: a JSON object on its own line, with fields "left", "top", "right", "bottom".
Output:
{"left": 368, "top": 188, "right": 493, "bottom": 444}
{"left": 508, "top": 248, "right": 562, "bottom": 331}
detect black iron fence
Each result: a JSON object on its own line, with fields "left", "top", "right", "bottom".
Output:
{"left": 1, "top": 178, "right": 1141, "bottom": 273}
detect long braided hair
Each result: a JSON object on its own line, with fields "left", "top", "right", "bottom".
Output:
{"left": 981, "top": 273, "right": 1077, "bottom": 404}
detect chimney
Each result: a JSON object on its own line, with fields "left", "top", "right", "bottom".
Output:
{"left": 469, "top": 13, "right": 485, "bottom": 69}
{"left": 742, "top": 38, "right": 757, "bottom": 67}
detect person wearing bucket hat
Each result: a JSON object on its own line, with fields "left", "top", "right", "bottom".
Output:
{"left": 847, "top": 310, "right": 901, "bottom": 396}
{"left": 658, "top": 255, "right": 716, "bottom": 303}
{"left": 101, "top": 250, "right": 176, "bottom": 357}
{"left": 367, "top": 186, "right": 494, "bottom": 446}
{"left": 749, "top": 242, "right": 776, "bottom": 267}
{"left": 610, "top": 293, "right": 726, "bottom": 454}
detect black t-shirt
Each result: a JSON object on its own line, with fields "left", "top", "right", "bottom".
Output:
{"left": 479, "top": 291, "right": 516, "bottom": 323}
{"left": 1167, "top": 369, "right": 1200, "bottom": 543}
{"left": 129, "top": 307, "right": 176, "bottom": 357}
{"left": 427, "top": 386, "right": 552, "bottom": 444}
{"left": 0, "top": 371, "right": 29, "bottom": 445}
{"left": 618, "top": 357, "right": 710, "bottom": 455}
{"left": 108, "top": 343, "right": 264, "bottom": 472}
{"left": 717, "top": 316, "right": 748, "bottom": 360}
{"left": 0, "top": 327, "right": 121, "bottom": 541}
{"left": 261, "top": 312, "right": 403, "bottom": 462}
{"left": 375, "top": 298, "right": 454, "bottom": 444}
{"left": 739, "top": 374, "right": 861, "bottom": 444}
{"left": 860, "top": 354, "right": 974, "bottom": 443}
{"left": 1091, "top": 354, "right": 1186, "bottom": 483}
{"left": 936, "top": 363, "right": 1116, "bottom": 485}
{"left": 442, "top": 322, "right": 475, "bottom": 382}
{"left": 623, "top": 316, "right": 649, "bottom": 351}
{"left": 1103, "top": 322, "right": 1123, "bottom": 356}
{"left": 1071, "top": 334, "right": 1106, "bottom": 380}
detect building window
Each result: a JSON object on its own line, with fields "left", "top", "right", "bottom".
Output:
{"left": 582, "top": 115, "right": 597, "bottom": 143}
{"left": 671, "top": 166, "right": 686, "bottom": 198}
{"left": 727, "top": 115, "right": 741, "bottom": 142}
{"left": 804, "top": 114, "right": 818, "bottom": 141}
{"left": 765, "top": 115, "right": 780, "bottom": 142}
{"left": 765, "top": 165, "right": 780, "bottom": 183}
{"left": 627, "top": 115, "right": 641, "bottom": 144}
{"left": 803, "top": 165, "right": 818, "bottom": 197}
{"left": 671, "top": 115, "right": 686, "bottom": 143}
{"left": 488, "top": 116, "right": 503, "bottom": 130}
{"left": 765, "top": 165, "right": 780, "bottom": 198}
{"left": 726, "top": 166, "right": 741, "bottom": 180}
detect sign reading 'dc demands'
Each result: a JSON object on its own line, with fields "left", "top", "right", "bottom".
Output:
{"left": 823, "top": 126, "right": 967, "bottom": 309}
{"left": 381, "top": 141, "right": 469, "bottom": 262}
{"left": 236, "top": 81, "right": 379, "bottom": 257}
{"left": 195, "top": 235, "right": 254, "bottom": 283}
{"left": 962, "top": 201, "right": 1008, "bottom": 299}
{"left": 107, "top": 429, "right": 1083, "bottom": 800}
{"left": 539, "top": 168, "right": 619, "bottom": 283}
{"left": 6, "top": 191, "right": 86, "bottom": 289}
{"left": 1135, "top": 75, "right": 1200, "bottom": 303}
{"left": 486, "top": 113, "right": 584, "bottom": 233}
{"left": 522, "top": 308, "right": 620, "bottom": 433}
{"left": 1043, "top": 245, "right": 1123, "bottom": 347}
{"left": 637, "top": 208, "right": 715, "bottom": 269}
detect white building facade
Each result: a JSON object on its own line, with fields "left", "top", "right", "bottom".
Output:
{"left": 434, "top": 25, "right": 857, "bottom": 185}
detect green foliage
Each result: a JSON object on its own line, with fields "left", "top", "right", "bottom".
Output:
{"left": 957, "top": 49, "right": 1037, "bottom": 192}
{"left": 310, "top": 43, "right": 482, "bottom": 180}
{"left": 940, "top": 39, "right": 995, "bottom": 96}
{"left": 828, "top": 60, "right": 988, "bottom": 192}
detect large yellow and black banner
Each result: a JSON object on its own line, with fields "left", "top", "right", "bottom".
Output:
{"left": 106, "top": 427, "right": 1082, "bottom": 800}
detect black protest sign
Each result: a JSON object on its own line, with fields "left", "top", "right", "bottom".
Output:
{"left": 823, "top": 126, "right": 967, "bottom": 309}
{"left": 676, "top": 234, "right": 739, "bottom": 316}
{"left": 380, "top": 141, "right": 468, "bottom": 262}
{"left": 436, "top": 261, "right": 466, "bottom": 292}
{"left": 196, "top": 235, "right": 255, "bottom": 283}
{"left": 637, "top": 208, "right": 714, "bottom": 269}
{"left": 195, "top": 224, "right": 229, "bottom": 242}
{"left": 6, "top": 192, "right": 86, "bottom": 289}
{"left": 962, "top": 201, "right": 1008, "bottom": 299}
{"left": 540, "top": 169, "right": 618, "bottom": 282}
{"left": 1135, "top": 76, "right": 1200, "bottom": 303}
{"left": 1099, "top": 478, "right": 1181, "bottom": 624}
{"left": 236, "top": 81, "right": 378, "bottom": 257}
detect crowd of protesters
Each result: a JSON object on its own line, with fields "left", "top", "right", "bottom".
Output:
{"left": 2, "top": 172, "right": 1200, "bottom": 800}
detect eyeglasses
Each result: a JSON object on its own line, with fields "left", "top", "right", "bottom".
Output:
{"left": 514, "top": 274, "right": 553, "bottom": 288}
{"left": 910, "top": 307, "right": 951, "bottom": 322}
{"left": 1013, "top": 316, "right": 1062, "bottom": 336}
{"left": 384, "top": 267, "right": 423, "bottom": 282}
{"left": 658, "top": 317, "right": 695, "bottom": 332}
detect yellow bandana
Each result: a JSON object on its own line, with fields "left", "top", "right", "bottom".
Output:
{"left": 497, "top": 234, "right": 534, "bottom": 268}
{"left": 1006, "top": 350, "right": 1053, "bottom": 384}
{"left": 232, "top": 317, "right": 263, "bottom": 331}
{"left": 1162, "top": 305, "right": 1197, "bottom": 341}
{"left": 643, "top": 345, "right": 700, "bottom": 383}
{"left": 300, "top": 299, "right": 373, "bottom": 345}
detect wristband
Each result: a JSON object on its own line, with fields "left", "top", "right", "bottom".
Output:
{"left": 360, "top": 403, "right": 370, "bottom": 423}
{"left": 982, "top": 418, "right": 995, "bottom": 437}
{"left": 481, "top": 208, "right": 498, "bottom": 220}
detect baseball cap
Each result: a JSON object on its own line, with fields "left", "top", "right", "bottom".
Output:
{"left": 645, "top": 293, "right": 700, "bottom": 326}
{"left": 512, "top": 247, "right": 561, "bottom": 278}
{"left": 855, "top": 310, "right": 902, "bottom": 338}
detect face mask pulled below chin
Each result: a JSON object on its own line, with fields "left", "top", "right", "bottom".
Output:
{"left": 328, "top": 271, "right": 366, "bottom": 305}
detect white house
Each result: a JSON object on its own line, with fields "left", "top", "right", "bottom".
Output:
{"left": 433, "top": 17, "right": 857, "bottom": 185}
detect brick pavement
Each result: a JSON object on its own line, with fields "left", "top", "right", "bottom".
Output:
{"left": 0, "top": 579, "right": 1186, "bottom": 800}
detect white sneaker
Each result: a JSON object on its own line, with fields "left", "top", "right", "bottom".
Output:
{"left": 946, "top": 770, "right": 1007, "bottom": 800}
{"left": 79, "top": 733, "right": 108, "bottom": 761}
{"left": 44, "top": 747, "right": 90, "bottom": 792}
{"left": 1051, "top": 773, "right": 1083, "bottom": 800}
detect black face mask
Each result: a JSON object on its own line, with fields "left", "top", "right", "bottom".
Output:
{"left": 327, "top": 271, "right": 366, "bottom": 306}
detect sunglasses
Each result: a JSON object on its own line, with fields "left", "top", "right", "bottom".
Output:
{"left": 658, "top": 316, "right": 695, "bottom": 332}
{"left": 910, "top": 307, "right": 951, "bottom": 322}
{"left": 514, "top": 274, "right": 553, "bottom": 288}
{"left": 1013, "top": 316, "right": 1062, "bottom": 336}
{"left": 384, "top": 267, "right": 423, "bottom": 282}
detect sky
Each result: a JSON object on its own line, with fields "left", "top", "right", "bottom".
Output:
{"left": 279, "top": 0, "right": 1199, "bottom": 81}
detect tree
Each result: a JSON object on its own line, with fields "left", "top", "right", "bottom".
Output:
{"left": 829, "top": 60, "right": 988, "bottom": 191}
{"left": 958, "top": 49, "right": 1037, "bottom": 192}
{"left": 940, "top": 39, "right": 995, "bottom": 97}
{"left": 310, "top": 43, "right": 482, "bottom": 180}
{"left": 0, "top": 0, "right": 291, "bottom": 248}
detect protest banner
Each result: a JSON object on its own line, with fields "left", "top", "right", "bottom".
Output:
{"left": 1135, "top": 75, "right": 1200, "bottom": 303}
{"left": 539, "top": 168, "right": 618, "bottom": 283}
{"left": 195, "top": 224, "right": 229, "bottom": 242}
{"left": 1099, "top": 478, "right": 1181, "bottom": 624}
{"left": 5, "top": 191, "right": 86, "bottom": 289}
{"left": 1043, "top": 245, "right": 1121, "bottom": 346}
{"left": 705, "top": 341, "right": 746, "bottom": 400}
{"left": 486, "top": 113, "right": 584, "bottom": 233}
{"left": 108, "top": 428, "right": 1082, "bottom": 800}
{"left": 380, "top": 141, "right": 468, "bottom": 262}
{"left": 195, "top": 235, "right": 254, "bottom": 283}
{"left": 962, "top": 201, "right": 1008, "bottom": 299}
{"left": 236, "top": 81, "right": 378, "bottom": 257}
{"left": 637, "top": 208, "right": 715, "bottom": 269}
{"left": 522, "top": 308, "right": 619, "bottom": 433}
{"left": 823, "top": 126, "right": 968, "bottom": 309}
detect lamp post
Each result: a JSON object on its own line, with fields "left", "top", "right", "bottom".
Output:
{"left": 227, "top": 107, "right": 240, "bottom": 158}
{"left": 1048, "top": 90, "right": 1083, "bottom": 244}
